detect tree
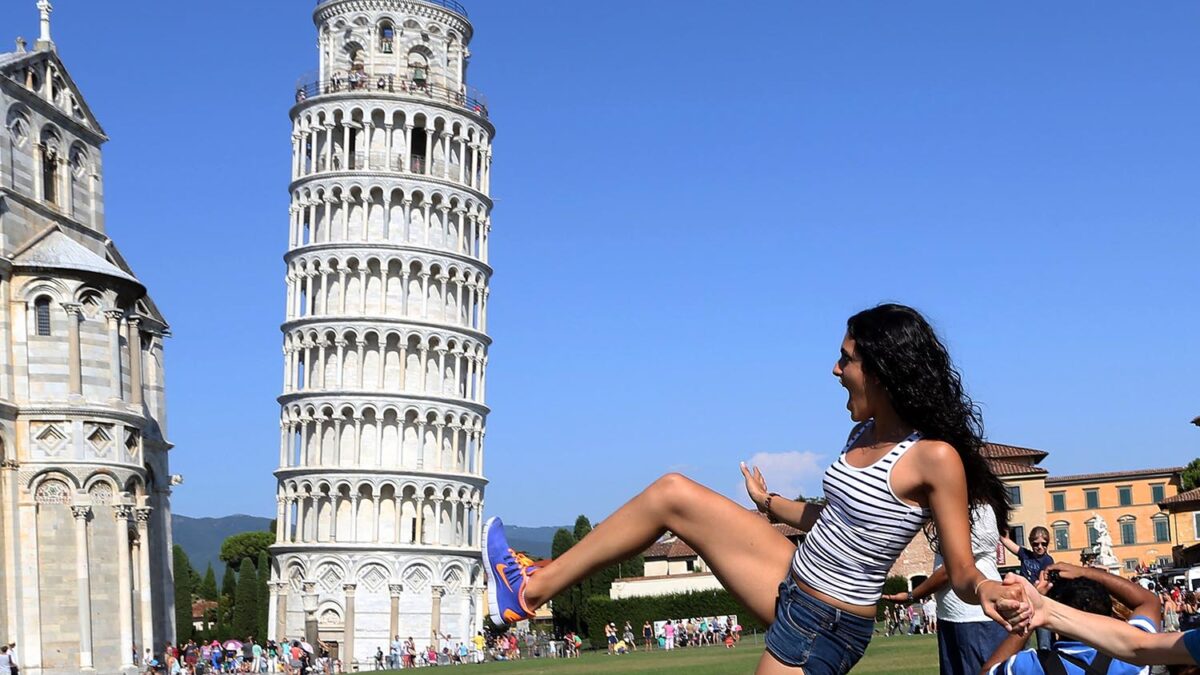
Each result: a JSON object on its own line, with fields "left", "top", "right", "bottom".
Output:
{"left": 1182, "top": 457, "right": 1200, "bottom": 492}
{"left": 173, "top": 545, "right": 194, "bottom": 642}
{"left": 549, "top": 528, "right": 577, "bottom": 634}
{"left": 222, "top": 562, "right": 238, "bottom": 599}
{"left": 233, "top": 558, "right": 258, "bottom": 639}
{"left": 199, "top": 564, "right": 218, "bottom": 601}
{"left": 219, "top": 531, "right": 275, "bottom": 569}
{"left": 256, "top": 550, "right": 271, "bottom": 639}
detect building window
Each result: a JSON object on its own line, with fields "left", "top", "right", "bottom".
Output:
{"left": 41, "top": 144, "right": 59, "bottom": 204}
{"left": 1051, "top": 492, "right": 1066, "bottom": 512}
{"left": 685, "top": 560, "right": 695, "bottom": 572}
{"left": 1123, "top": 559, "right": 1138, "bottom": 571}
{"left": 1119, "top": 517, "right": 1136, "bottom": 545}
{"left": 34, "top": 296, "right": 51, "bottom": 336}
{"left": 1085, "top": 489, "right": 1100, "bottom": 509}
{"left": 1151, "top": 483, "right": 1165, "bottom": 504}
{"left": 1194, "top": 512, "right": 1200, "bottom": 539}
{"left": 1087, "top": 520, "right": 1101, "bottom": 547}
{"left": 1153, "top": 514, "right": 1170, "bottom": 543}
{"left": 1158, "top": 556, "right": 1173, "bottom": 568}
{"left": 1118, "top": 486, "right": 1132, "bottom": 507}
{"left": 1006, "top": 485, "right": 1022, "bottom": 506}
{"left": 1053, "top": 522, "right": 1070, "bottom": 551}
{"left": 1010, "top": 525, "right": 1025, "bottom": 549}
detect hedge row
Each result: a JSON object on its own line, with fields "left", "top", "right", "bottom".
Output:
{"left": 579, "top": 590, "right": 766, "bottom": 649}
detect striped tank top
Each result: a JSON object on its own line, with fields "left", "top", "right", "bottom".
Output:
{"left": 791, "top": 421, "right": 931, "bottom": 605}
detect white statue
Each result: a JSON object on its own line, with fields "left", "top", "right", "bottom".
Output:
{"left": 1090, "top": 513, "right": 1120, "bottom": 569}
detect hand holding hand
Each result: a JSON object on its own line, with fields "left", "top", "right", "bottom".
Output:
{"left": 979, "top": 578, "right": 1028, "bottom": 632}
{"left": 739, "top": 462, "right": 769, "bottom": 510}
{"left": 998, "top": 573, "right": 1044, "bottom": 635}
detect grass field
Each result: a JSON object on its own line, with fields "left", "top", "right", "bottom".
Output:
{"left": 372, "top": 633, "right": 939, "bottom": 674}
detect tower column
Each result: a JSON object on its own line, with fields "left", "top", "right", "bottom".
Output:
{"left": 127, "top": 317, "right": 143, "bottom": 407}
{"left": 388, "top": 584, "right": 402, "bottom": 640}
{"left": 105, "top": 310, "right": 123, "bottom": 400}
{"left": 63, "top": 303, "right": 82, "bottom": 397}
{"left": 343, "top": 584, "right": 357, "bottom": 667}
{"left": 135, "top": 506, "right": 153, "bottom": 657}
{"left": 114, "top": 504, "right": 135, "bottom": 669}
{"left": 72, "top": 505, "right": 95, "bottom": 670}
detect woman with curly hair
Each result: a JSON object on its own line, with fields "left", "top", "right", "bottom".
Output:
{"left": 483, "top": 303, "right": 1022, "bottom": 674}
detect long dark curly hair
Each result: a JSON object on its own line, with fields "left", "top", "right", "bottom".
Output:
{"left": 846, "top": 303, "right": 1010, "bottom": 540}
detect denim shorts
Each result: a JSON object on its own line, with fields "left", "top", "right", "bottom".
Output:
{"left": 764, "top": 574, "right": 874, "bottom": 674}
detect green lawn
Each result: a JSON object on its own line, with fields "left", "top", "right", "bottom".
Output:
{"left": 370, "top": 633, "right": 939, "bottom": 673}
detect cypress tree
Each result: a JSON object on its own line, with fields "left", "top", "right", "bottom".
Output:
{"left": 172, "top": 545, "right": 194, "bottom": 642}
{"left": 233, "top": 558, "right": 257, "bottom": 639}
{"left": 549, "top": 528, "right": 577, "bottom": 634}
{"left": 200, "top": 563, "right": 218, "bottom": 601}
{"left": 572, "top": 515, "right": 593, "bottom": 635}
{"left": 256, "top": 551, "right": 271, "bottom": 639}
{"left": 222, "top": 562, "right": 238, "bottom": 598}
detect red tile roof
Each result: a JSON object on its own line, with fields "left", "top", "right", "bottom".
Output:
{"left": 986, "top": 459, "right": 1049, "bottom": 477}
{"left": 1160, "top": 486, "right": 1200, "bottom": 508}
{"left": 982, "top": 442, "right": 1049, "bottom": 462}
{"left": 1046, "top": 467, "right": 1183, "bottom": 486}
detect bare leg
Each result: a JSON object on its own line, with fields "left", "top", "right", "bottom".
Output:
{"left": 523, "top": 473, "right": 795, "bottom": 623}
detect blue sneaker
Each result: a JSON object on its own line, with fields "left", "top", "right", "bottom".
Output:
{"left": 483, "top": 517, "right": 540, "bottom": 625}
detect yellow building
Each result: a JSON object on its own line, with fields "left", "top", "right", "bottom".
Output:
{"left": 890, "top": 440, "right": 1200, "bottom": 583}
{"left": 1043, "top": 467, "right": 1183, "bottom": 572}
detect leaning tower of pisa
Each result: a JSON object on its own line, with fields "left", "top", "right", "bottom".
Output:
{"left": 268, "top": 0, "right": 493, "bottom": 665}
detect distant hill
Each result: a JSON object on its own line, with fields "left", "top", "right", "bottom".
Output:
{"left": 172, "top": 515, "right": 567, "bottom": 579}
{"left": 506, "top": 525, "right": 568, "bottom": 559}
{"left": 173, "top": 514, "right": 273, "bottom": 583}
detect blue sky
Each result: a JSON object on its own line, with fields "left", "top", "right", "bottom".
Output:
{"left": 4, "top": 1, "right": 1198, "bottom": 527}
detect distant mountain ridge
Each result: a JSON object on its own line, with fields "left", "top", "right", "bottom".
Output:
{"left": 172, "top": 514, "right": 565, "bottom": 579}
{"left": 172, "top": 514, "right": 273, "bottom": 582}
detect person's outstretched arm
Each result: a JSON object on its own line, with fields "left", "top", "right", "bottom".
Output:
{"left": 979, "top": 630, "right": 1032, "bottom": 674}
{"left": 882, "top": 565, "right": 949, "bottom": 603}
{"left": 999, "top": 532, "right": 1022, "bottom": 556}
{"left": 740, "top": 462, "right": 823, "bottom": 531}
{"left": 1046, "top": 562, "right": 1161, "bottom": 627}
{"left": 999, "top": 574, "right": 1198, "bottom": 666}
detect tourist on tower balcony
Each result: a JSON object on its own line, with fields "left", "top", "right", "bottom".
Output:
{"left": 481, "top": 303, "right": 1026, "bottom": 674}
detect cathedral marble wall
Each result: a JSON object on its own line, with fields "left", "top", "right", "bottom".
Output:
{"left": 1, "top": 23, "right": 174, "bottom": 675}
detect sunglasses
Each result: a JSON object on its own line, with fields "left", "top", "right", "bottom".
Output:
{"left": 1031, "top": 541, "right": 1049, "bottom": 547}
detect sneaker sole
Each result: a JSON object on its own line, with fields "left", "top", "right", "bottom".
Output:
{"left": 481, "top": 516, "right": 505, "bottom": 626}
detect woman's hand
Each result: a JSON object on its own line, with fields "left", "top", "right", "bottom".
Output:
{"left": 881, "top": 592, "right": 909, "bottom": 602}
{"left": 978, "top": 578, "right": 1030, "bottom": 632}
{"left": 739, "top": 462, "right": 769, "bottom": 511}
{"left": 996, "top": 573, "right": 1042, "bottom": 634}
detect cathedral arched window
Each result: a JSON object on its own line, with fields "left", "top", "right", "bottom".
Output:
{"left": 34, "top": 296, "right": 52, "bottom": 336}
{"left": 39, "top": 130, "right": 61, "bottom": 206}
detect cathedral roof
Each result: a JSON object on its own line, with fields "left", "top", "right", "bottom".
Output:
{"left": 0, "top": 48, "right": 105, "bottom": 138}
{"left": 12, "top": 227, "right": 141, "bottom": 286}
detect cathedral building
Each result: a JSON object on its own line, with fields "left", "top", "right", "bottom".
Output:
{"left": 0, "top": 3, "right": 176, "bottom": 673}
{"left": 269, "top": 0, "right": 493, "bottom": 665}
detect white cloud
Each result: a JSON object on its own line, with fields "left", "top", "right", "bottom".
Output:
{"left": 741, "top": 451, "right": 825, "bottom": 504}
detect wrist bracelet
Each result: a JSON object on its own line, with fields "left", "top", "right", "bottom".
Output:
{"left": 764, "top": 493, "right": 780, "bottom": 524}
{"left": 974, "top": 579, "right": 990, "bottom": 599}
